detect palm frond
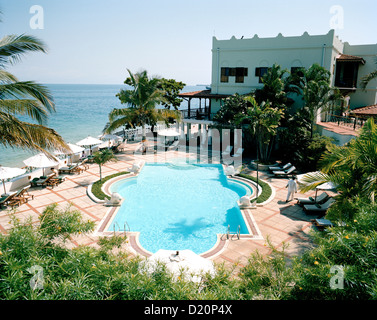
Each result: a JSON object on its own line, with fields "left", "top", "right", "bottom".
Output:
{"left": 360, "top": 70, "right": 377, "bottom": 90}
{"left": 298, "top": 171, "right": 335, "bottom": 193}
{"left": 0, "top": 34, "right": 47, "bottom": 67}
{"left": 0, "top": 99, "right": 49, "bottom": 124}
{"left": 0, "top": 113, "right": 69, "bottom": 155}
{"left": 0, "top": 81, "right": 55, "bottom": 119}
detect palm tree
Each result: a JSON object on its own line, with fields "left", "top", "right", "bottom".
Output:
{"left": 0, "top": 33, "right": 69, "bottom": 155}
{"left": 236, "top": 96, "right": 284, "bottom": 163}
{"left": 254, "top": 63, "right": 296, "bottom": 110}
{"left": 291, "top": 63, "right": 341, "bottom": 138}
{"left": 104, "top": 69, "right": 181, "bottom": 141}
{"left": 92, "top": 149, "right": 117, "bottom": 181}
{"left": 360, "top": 56, "right": 377, "bottom": 90}
{"left": 300, "top": 117, "right": 377, "bottom": 203}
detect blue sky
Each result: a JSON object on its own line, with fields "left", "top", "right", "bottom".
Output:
{"left": 1, "top": 0, "right": 376, "bottom": 85}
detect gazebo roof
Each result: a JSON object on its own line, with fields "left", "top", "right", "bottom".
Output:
{"left": 178, "top": 90, "right": 230, "bottom": 99}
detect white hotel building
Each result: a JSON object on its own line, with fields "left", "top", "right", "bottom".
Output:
{"left": 179, "top": 30, "right": 377, "bottom": 144}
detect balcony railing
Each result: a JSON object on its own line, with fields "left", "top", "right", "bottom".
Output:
{"left": 326, "top": 114, "right": 366, "bottom": 130}
{"left": 180, "top": 108, "right": 217, "bottom": 121}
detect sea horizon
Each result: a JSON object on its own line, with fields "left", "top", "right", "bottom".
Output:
{"left": 0, "top": 83, "right": 207, "bottom": 168}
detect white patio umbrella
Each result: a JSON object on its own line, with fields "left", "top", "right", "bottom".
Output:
{"left": 54, "top": 143, "right": 85, "bottom": 164}
{"left": 141, "top": 249, "right": 216, "bottom": 283}
{"left": 99, "top": 134, "right": 122, "bottom": 141}
{"left": 54, "top": 143, "right": 85, "bottom": 155}
{"left": 0, "top": 166, "right": 26, "bottom": 194}
{"left": 315, "top": 181, "right": 338, "bottom": 200}
{"left": 76, "top": 136, "right": 103, "bottom": 154}
{"left": 23, "top": 153, "right": 59, "bottom": 176}
{"left": 157, "top": 129, "right": 180, "bottom": 137}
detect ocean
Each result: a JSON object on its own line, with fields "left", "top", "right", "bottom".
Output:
{"left": 0, "top": 84, "right": 206, "bottom": 167}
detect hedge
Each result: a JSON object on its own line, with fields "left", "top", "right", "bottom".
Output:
{"left": 91, "top": 171, "right": 129, "bottom": 200}
{"left": 237, "top": 173, "right": 272, "bottom": 203}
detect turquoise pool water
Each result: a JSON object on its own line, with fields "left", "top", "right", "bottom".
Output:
{"left": 108, "top": 162, "right": 252, "bottom": 254}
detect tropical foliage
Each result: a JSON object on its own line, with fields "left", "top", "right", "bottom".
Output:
{"left": 236, "top": 97, "right": 283, "bottom": 163}
{"left": 299, "top": 117, "right": 377, "bottom": 204}
{"left": 105, "top": 69, "right": 181, "bottom": 140}
{"left": 290, "top": 63, "right": 341, "bottom": 137}
{"left": 254, "top": 63, "right": 296, "bottom": 110}
{"left": 360, "top": 56, "right": 377, "bottom": 90}
{"left": 92, "top": 149, "right": 118, "bottom": 181}
{"left": 0, "top": 33, "right": 68, "bottom": 155}
{"left": 157, "top": 78, "right": 186, "bottom": 110}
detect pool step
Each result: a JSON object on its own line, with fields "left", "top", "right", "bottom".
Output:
{"left": 221, "top": 224, "right": 241, "bottom": 240}
{"left": 168, "top": 162, "right": 198, "bottom": 170}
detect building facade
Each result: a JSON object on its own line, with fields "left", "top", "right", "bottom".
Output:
{"left": 210, "top": 30, "right": 377, "bottom": 114}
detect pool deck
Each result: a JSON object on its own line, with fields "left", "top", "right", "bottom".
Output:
{"left": 0, "top": 143, "right": 329, "bottom": 269}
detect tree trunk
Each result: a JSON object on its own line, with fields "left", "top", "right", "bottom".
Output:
{"left": 142, "top": 123, "right": 146, "bottom": 141}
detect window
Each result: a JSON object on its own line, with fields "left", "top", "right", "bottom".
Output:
{"left": 255, "top": 67, "right": 269, "bottom": 83}
{"left": 236, "top": 67, "right": 248, "bottom": 83}
{"left": 221, "top": 67, "right": 248, "bottom": 83}
{"left": 290, "top": 67, "right": 305, "bottom": 77}
{"left": 221, "top": 67, "right": 229, "bottom": 82}
{"left": 335, "top": 62, "right": 359, "bottom": 88}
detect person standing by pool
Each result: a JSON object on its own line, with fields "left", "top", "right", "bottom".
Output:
{"left": 285, "top": 176, "right": 297, "bottom": 202}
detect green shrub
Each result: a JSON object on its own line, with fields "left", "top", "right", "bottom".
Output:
{"left": 91, "top": 171, "right": 129, "bottom": 200}
{"left": 237, "top": 173, "right": 272, "bottom": 203}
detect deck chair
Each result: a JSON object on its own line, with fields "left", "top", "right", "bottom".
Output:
{"left": 0, "top": 192, "right": 17, "bottom": 209}
{"left": 79, "top": 158, "right": 89, "bottom": 170}
{"left": 303, "top": 198, "right": 335, "bottom": 214}
{"left": 269, "top": 162, "right": 292, "bottom": 171}
{"left": 58, "top": 164, "right": 79, "bottom": 174}
{"left": 47, "top": 175, "right": 66, "bottom": 188}
{"left": 311, "top": 218, "right": 334, "bottom": 230}
{"left": 297, "top": 192, "right": 329, "bottom": 206}
{"left": 30, "top": 173, "right": 55, "bottom": 187}
{"left": 273, "top": 166, "right": 296, "bottom": 177}
{"left": 7, "top": 186, "right": 34, "bottom": 207}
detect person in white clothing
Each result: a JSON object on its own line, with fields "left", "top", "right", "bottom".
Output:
{"left": 285, "top": 176, "right": 297, "bottom": 202}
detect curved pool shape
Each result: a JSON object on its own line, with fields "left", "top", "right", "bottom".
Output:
{"left": 108, "top": 163, "right": 252, "bottom": 254}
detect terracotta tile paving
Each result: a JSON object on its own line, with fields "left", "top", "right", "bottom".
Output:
{"left": 0, "top": 143, "right": 328, "bottom": 267}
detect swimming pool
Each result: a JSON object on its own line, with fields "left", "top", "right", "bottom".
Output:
{"left": 107, "top": 162, "right": 253, "bottom": 254}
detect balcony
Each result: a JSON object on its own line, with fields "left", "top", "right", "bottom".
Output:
{"left": 180, "top": 108, "right": 217, "bottom": 121}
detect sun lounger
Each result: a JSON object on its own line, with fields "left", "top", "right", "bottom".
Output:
{"left": 47, "top": 175, "right": 66, "bottom": 188}
{"left": 0, "top": 192, "right": 17, "bottom": 209}
{"left": 303, "top": 198, "right": 335, "bottom": 214}
{"left": 58, "top": 164, "right": 79, "bottom": 174}
{"left": 311, "top": 218, "right": 334, "bottom": 230}
{"left": 79, "top": 158, "right": 89, "bottom": 170}
{"left": 269, "top": 162, "right": 292, "bottom": 171}
{"left": 273, "top": 166, "right": 296, "bottom": 177}
{"left": 30, "top": 173, "right": 55, "bottom": 187}
{"left": 7, "top": 186, "right": 34, "bottom": 208}
{"left": 297, "top": 192, "right": 330, "bottom": 206}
